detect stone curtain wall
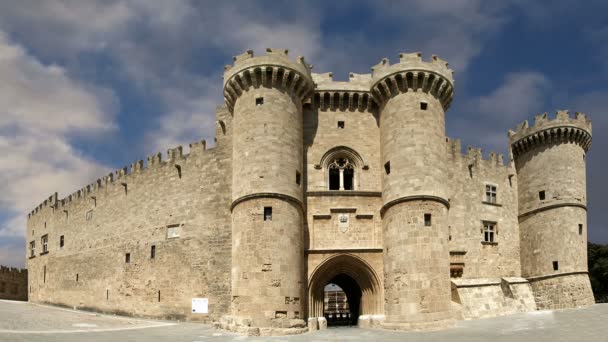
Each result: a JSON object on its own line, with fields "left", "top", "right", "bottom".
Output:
{"left": 445, "top": 141, "right": 522, "bottom": 278}
{"left": 0, "top": 266, "right": 27, "bottom": 301}
{"left": 26, "top": 106, "right": 233, "bottom": 322}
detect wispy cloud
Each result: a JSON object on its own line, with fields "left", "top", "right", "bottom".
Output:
{"left": 450, "top": 71, "right": 549, "bottom": 153}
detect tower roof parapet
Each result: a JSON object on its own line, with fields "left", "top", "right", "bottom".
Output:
{"left": 311, "top": 72, "right": 377, "bottom": 112}
{"left": 509, "top": 110, "right": 592, "bottom": 158}
{"left": 223, "top": 48, "right": 314, "bottom": 112}
{"left": 370, "top": 52, "right": 455, "bottom": 109}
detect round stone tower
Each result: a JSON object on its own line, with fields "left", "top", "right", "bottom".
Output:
{"left": 222, "top": 48, "right": 314, "bottom": 334}
{"left": 371, "top": 53, "right": 455, "bottom": 330}
{"left": 509, "top": 110, "right": 595, "bottom": 309}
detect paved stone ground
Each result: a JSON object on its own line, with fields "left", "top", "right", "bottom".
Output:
{"left": 2, "top": 300, "right": 608, "bottom": 342}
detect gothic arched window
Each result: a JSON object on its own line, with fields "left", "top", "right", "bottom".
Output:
{"left": 328, "top": 157, "right": 355, "bottom": 190}
{"left": 320, "top": 146, "right": 364, "bottom": 192}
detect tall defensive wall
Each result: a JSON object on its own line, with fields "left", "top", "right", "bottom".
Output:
{"left": 0, "top": 266, "right": 28, "bottom": 301}
{"left": 510, "top": 110, "right": 595, "bottom": 309}
{"left": 221, "top": 48, "right": 314, "bottom": 335}
{"left": 372, "top": 53, "right": 455, "bottom": 330}
{"left": 26, "top": 106, "right": 233, "bottom": 322}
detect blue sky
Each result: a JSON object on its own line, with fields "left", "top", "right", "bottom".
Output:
{"left": 0, "top": 0, "right": 607, "bottom": 268}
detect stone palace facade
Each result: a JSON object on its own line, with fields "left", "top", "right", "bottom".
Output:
{"left": 26, "top": 48, "right": 595, "bottom": 335}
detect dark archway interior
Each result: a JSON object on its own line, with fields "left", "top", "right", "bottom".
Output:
{"left": 324, "top": 274, "right": 362, "bottom": 326}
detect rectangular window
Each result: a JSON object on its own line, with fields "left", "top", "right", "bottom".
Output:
{"left": 579, "top": 224, "right": 583, "bottom": 235}
{"left": 264, "top": 207, "right": 272, "bottom": 221}
{"left": 125, "top": 253, "right": 131, "bottom": 264}
{"left": 151, "top": 245, "right": 156, "bottom": 259}
{"left": 424, "top": 214, "right": 432, "bottom": 227}
{"left": 86, "top": 210, "right": 93, "bottom": 221}
{"left": 483, "top": 222, "right": 496, "bottom": 243}
{"left": 29, "top": 241, "right": 35, "bottom": 258}
{"left": 256, "top": 97, "right": 264, "bottom": 106}
{"left": 60, "top": 235, "right": 64, "bottom": 248}
{"left": 296, "top": 171, "right": 301, "bottom": 186}
{"left": 76, "top": 274, "right": 79, "bottom": 282}
{"left": 337, "top": 121, "right": 345, "bottom": 129}
{"left": 485, "top": 184, "right": 497, "bottom": 203}
{"left": 553, "top": 261, "right": 559, "bottom": 271}
{"left": 539, "top": 191, "right": 546, "bottom": 201}
{"left": 384, "top": 161, "right": 391, "bottom": 175}
{"left": 420, "top": 102, "right": 428, "bottom": 110}
{"left": 41, "top": 235, "right": 48, "bottom": 254}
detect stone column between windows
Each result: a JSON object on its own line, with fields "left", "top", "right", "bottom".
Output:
{"left": 339, "top": 168, "right": 345, "bottom": 190}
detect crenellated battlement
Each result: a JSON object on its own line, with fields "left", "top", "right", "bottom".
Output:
{"left": 0, "top": 266, "right": 27, "bottom": 276}
{"left": 446, "top": 138, "right": 506, "bottom": 169}
{"left": 223, "top": 48, "right": 314, "bottom": 112}
{"left": 509, "top": 110, "right": 592, "bottom": 158}
{"left": 370, "top": 52, "right": 455, "bottom": 109}
{"left": 465, "top": 146, "right": 506, "bottom": 168}
{"left": 27, "top": 137, "right": 215, "bottom": 220}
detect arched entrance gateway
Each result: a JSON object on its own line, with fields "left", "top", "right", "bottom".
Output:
{"left": 308, "top": 254, "right": 383, "bottom": 328}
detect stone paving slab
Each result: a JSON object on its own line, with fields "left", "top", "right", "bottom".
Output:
{"left": 1, "top": 300, "right": 608, "bottom": 342}
{"left": 0, "top": 300, "right": 174, "bottom": 334}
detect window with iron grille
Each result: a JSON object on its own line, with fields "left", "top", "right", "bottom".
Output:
{"left": 41, "top": 235, "right": 49, "bottom": 253}
{"left": 485, "top": 184, "right": 497, "bottom": 203}
{"left": 483, "top": 222, "right": 496, "bottom": 243}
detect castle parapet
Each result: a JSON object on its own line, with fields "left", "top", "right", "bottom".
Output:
{"left": 508, "top": 110, "right": 592, "bottom": 158}
{"left": 311, "top": 72, "right": 377, "bottom": 112}
{"left": 223, "top": 48, "right": 314, "bottom": 112}
{"left": 28, "top": 135, "right": 221, "bottom": 220}
{"left": 370, "top": 53, "right": 455, "bottom": 109}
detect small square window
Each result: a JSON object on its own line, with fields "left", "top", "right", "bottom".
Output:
{"left": 485, "top": 185, "right": 497, "bottom": 203}
{"left": 424, "top": 214, "right": 432, "bottom": 227}
{"left": 579, "top": 224, "right": 583, "bottom": 235}
{"left": 483, "top": 222, "right": 496, "bottom": 242}
{"left": 256, "top": 97, "right": 264, "bottom": 106}
{"left": 167, "top": 225, "right": 181, "bottom": 239}
{"left": 553, "top": 261, "right": 559, "bottom": 271}
{"left": 296, "top": 171, "right": 301, "bottom": 186}
{"left": 264, "top": 207, "right": 272, "bottom": 221}
{"left": 337, "top": 121, "right": 345, "bottom": 129}
{"left": 420, "top": 102, "right": 428, "bottom": 110}
{"left": 539, "top": 191, "right": 546, "bottom": 201}
{"left": 60, "top": 235, "right": 64, "bottom": 248}
{"left": 384, "top": 161, "right": 391, "bottom": 175}
{"left": 125, "top": 253, "right": 131, "bottom": 264}
{"left": 151, "top": 245, "right": 156, "bottom": 259}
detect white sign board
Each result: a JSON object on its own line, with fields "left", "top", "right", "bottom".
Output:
{"left": 192, "top": 298, "right": 209, "bottom": 314}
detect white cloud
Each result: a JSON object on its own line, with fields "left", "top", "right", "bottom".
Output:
{"left": 0, "top": 32, "right": 115, "bottom": 240}
{"left": 472, "top": 72, "right": 549, "bottom": 123}
{"left": 449, "top": 71, "right": 549, "bottom": 154}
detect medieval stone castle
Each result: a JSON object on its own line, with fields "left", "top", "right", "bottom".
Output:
{"left": 26, "top": 48, "right": 595, "bottom": 335}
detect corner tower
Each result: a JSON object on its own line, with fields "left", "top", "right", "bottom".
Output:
{"left": 222, "top": 48, "right": 314, "bottom": 334}
{"left": 372, "top": 53, "right": 455, "bottom": 329}
{"left": 510, "top": 110, "right": 595, "bottom": 309}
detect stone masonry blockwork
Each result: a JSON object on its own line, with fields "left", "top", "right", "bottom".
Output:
{"left": 25, "top": 49, "right": 595, "bottom": 336}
